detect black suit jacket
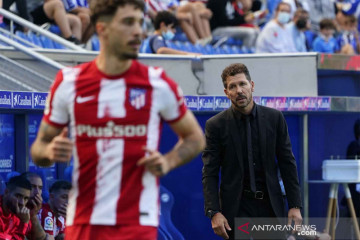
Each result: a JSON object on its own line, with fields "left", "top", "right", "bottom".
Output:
{"left": 202, "top": 105, "right": 302, "bottom": 226}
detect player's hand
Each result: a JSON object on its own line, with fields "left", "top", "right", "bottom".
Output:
{"left": 45, "top": 127, "right": 73, "bottom": 163}
{"left": 288, "top": 208, "right": 302, "bottom": 233}
{"left": 211, "top": 212, "right": 231, "bottom": 239}
{"left": 28, "top": 193, "right": 42, "bottom": 217}
{"left": 17, "top": 206, "right": 30, "bottom": 223}
{"left": 58, "top": 203, "right": 68, "bottom": 218}
{"left": 137, "top": 148, "right": 171, "bottom": 177}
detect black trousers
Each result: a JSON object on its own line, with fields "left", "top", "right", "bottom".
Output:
{"left": 3, "top": 0, "right": 30, "bottom": 20}
{"left": 227, "top": 196, "right": 285, "bottom": 240}
{"left": 3, "top": 0, "right": 30, "bottom": 31}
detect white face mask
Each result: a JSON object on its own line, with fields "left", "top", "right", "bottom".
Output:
{"left": 277, "top": 12, "right": 291, "bottom": 24}
{"left": 162, "top": 30, "right": 175, "bottom": 41}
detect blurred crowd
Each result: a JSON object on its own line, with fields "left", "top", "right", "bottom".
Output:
{"left": 0, "top": 0, "right": 360, "bottom": 55}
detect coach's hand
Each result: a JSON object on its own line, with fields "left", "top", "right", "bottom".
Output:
{"left": 211, "top": 212, "right": 231, "bottom": 239}
{"left": 288, "top": 208, "right": 302, "bottom": 233}
{"left": 45, "top": 127, "right": 73, "bottom": 163}
{"left": 137, "top": 148, "right": 171, "bottom": 177}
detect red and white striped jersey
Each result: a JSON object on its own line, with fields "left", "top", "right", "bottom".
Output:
{"left": 43, "top": 59, "right": 187, "bottom": 227}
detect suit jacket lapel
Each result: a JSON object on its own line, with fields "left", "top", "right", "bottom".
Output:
{"left": 257, "top": 106, "right": 267, "bottom": 167}
{"left": 227, "top": 108, "right": 244, "bottom": 174}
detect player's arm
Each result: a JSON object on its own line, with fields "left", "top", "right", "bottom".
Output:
{"left": 30, "top": 121, "right": 73, "bottom": 167}
{"left": 166, "top": 110, "right": 205, "bottom": 168}
{"left": 138, "top": 110, "right": 205, "bottom": 176}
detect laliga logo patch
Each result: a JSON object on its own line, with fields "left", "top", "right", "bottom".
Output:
{"left": 44, "top": 216, "right": 54, "bottom": 231}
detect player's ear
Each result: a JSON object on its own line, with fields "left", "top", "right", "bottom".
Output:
{"left": 96, "top": 22, "right": 107, "bottom": 37}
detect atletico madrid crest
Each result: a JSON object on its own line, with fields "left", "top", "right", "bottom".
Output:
{"left": 129, "top": 88, "right": 146, "bottom": 109}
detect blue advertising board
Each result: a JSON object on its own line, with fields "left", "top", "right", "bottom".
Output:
{"left": 0, "top": 114, "right": 15, "bottom": 180}
{"left": 28, "top": 114, "right": 57, "bottom": 179}
{"left": 12, "top": 91, "right": 33, "bottom": 109}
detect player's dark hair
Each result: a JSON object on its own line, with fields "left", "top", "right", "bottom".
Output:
{"left": 154, "top": 11, "right": 178, "bottom": 30}
{"left": 20, "top": 171, "right": 41, "bottom": 180}
{"left": 50, "top": 180, "right": 72, "bottom": 194}
{"left": 90, "top": 0, "right": 145, "bottom": 24}
{"left": 221, "top": 63, "right": 252, "bottom": 88}
{"left": 7, "top": 176, "right": 31, "bottom": 191}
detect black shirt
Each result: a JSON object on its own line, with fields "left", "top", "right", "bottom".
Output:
{"left": 232, "top": 103, "right": 266, "bottom": 191}
{"left": 207, "top": 0, "right": 246, "bottom": 31}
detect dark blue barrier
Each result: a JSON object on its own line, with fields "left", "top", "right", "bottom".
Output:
{"left": 0, "top": 90, "right": 358, "bottom": 239}
{"left": 160, "top": 113, "right": 302, "bottom": 240}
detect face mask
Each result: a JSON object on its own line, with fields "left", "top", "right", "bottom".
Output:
{"left": 296, "top": 18, "right": 307, "bottom": 30}
{"left": 162, "top": 30, "right": 175, "bottom": 41}
{"left": 320, "top": 33, "right": 331, "bottom": 41}
{"left": 277, "top": 12, "right": 290, "bottom": 25}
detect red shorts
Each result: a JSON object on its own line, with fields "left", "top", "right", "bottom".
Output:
{"left": 65, "top": 224, "right": 158, "bottom": 240}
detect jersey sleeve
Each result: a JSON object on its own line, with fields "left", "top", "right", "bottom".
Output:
{"left": 158, "top": 71, "right": 187, "bottom": 123}
{"left": 43, "top": 70, "right": 69, "bottom": 128}
{"left": 38, "top": 208, "right": 55, "bottom": 235}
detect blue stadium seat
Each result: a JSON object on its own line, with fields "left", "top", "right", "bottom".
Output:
{"left": 15, "top": 31, "right": 33, "bottom": 47}
{"left": 204, "top": 44, "right": 216, "bottom": 54}
{"left": 158, "top": 186, "right": 185, "bottom": 240}
{"left": 173, "top": 28, "right": 188, "bottom": 42}
{"left": 91, "top": 35, "right": 100, "bottom": 51}
{"left": 6, "top": 171, "right": 20, "bottom": 182}
{"left": 140, "top": 38, "right": 154, "bottom": 53}
{"left": 35, "top": 168, "right": 54, "bottom": 203}
{"left": 0, "top": 175, "right": 6, "bottom": 195}
{"left": 53, "top": 41, "right": 66, "bottom": 49}
{"left": 158, "top": 227, "right": 171, "bottom": 240}
{"left": 28, "top": 32, "right": 42, "bottom": 47}
{"left": 48, "top": 25, "right": 61, "bottom": 35}
{"left": 64, "top": 165, "right": 73, "bottom": 182}
{"left": 230, "top": 46, "right": 244, "bottom": 54}
{"left": 304, "top": 30, "right": 317, "bottom": 51}
{"left": 39, "top": 35, "right": 55, "bottom": 49}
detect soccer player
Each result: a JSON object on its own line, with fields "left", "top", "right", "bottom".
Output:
{"left": 30, "top": 0, "right": 205, "bottom": 239}
{"left": 38, "top": 180, "right": 70, "bottom": 240}
{"left": 0, "top": 176, "right": 32, "bottom": 240}
{"left": 20, "top": 172, "right": 50, "bottom": 240}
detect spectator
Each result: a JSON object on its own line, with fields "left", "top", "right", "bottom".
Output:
{"left": 207, "top": 0, "right": 259, "bottom": 49}
{"left": 27, "top": 0, "right": 82, "bottom": 43}
{"left": 147, "top": 0, "right": 213, "bottom": 45}
{"left": 282, "top": 0, "right": 310, "bottom": 17}
{"left": 256, "top": 2, "right": 297, "bottom": 53}
{"left": 3, "top": 0, "right": 30, "bottom": 31}
{"left": 62, "top": 0, "right": 91, "bottom": 41}
{"left": 19, "top": 172, "right": 48, "bottom": 240}
{"left": 38, "top": 180, "right": 71, "bottom": 240}
{"left": 302, "top": 0, "right": 336, "bottom": 33}
{"left": 287, "top": 8, "right": 310, "bottom": 52}
{"left": 312, "top": 18, "right": 337, "bottom": 53}
{"left": 336, "top": 14, "right": 360, "bottom": 54}
{"left": 0, "top": 176, "right": 31, "bottom": 240}
{"left": 337, "top": 0, "right": 360, "bottom": 32}
{"left": 148, "top": 10, "right": 199, "bottom": 54}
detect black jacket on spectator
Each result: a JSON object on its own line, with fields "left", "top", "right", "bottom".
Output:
{"left": 207, "top": 0, "right": 246, "bottom": 31}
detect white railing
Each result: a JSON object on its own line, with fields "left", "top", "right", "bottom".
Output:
{"left": 0, "top": 8, "right": 87, "bottom": 52}
{"left": 0, "top": 34, "right": 65, "bottom": 69}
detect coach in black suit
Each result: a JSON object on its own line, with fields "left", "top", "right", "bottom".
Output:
{"left": 202, "top": 63, "right": 302, "bottom": 239}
